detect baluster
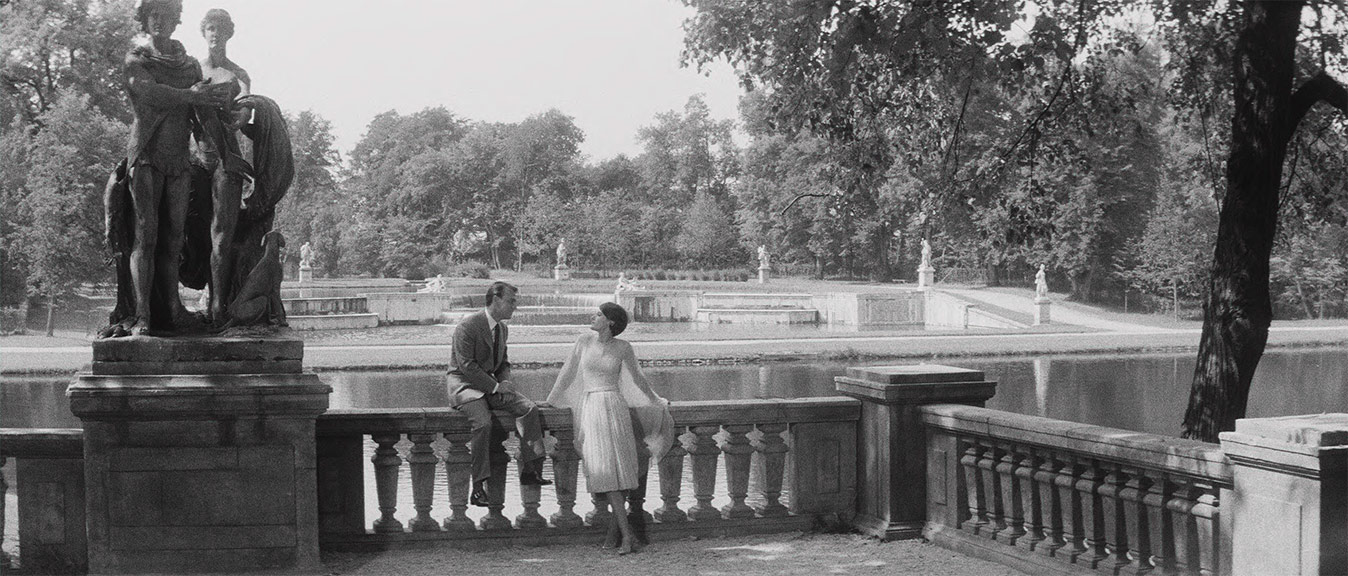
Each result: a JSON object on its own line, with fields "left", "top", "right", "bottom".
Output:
{"left": 655, "top": 426, "right": 689, "bottom": 523}
{"left": 1015, "top": 448, "right": 1043, "bottom": 551}
{"left": 513, "top": 432, "right": 547, "bottom": 529}
{"left": 1035, "top": 450, "right": 1063, "bottom": 557}
{"left": 407, "top": 433, "right": 440, "bottom": 531}
{"left": 441, "top": 431, "right": 475, "bottom": 531}
{"left": 978, "top": 440, "right": 1002, "bottom": 538}
{"left": 959, "top": 438, "right": 988, "bottom": 534}
{"left": 1165, "top": 476, "right": 1198, "bottom": 575}
{"left": 371, "top": 433, "right": 405, "bottom": 533}
{"left": 1076, "top": 459, "right": 1108, "bottom": 567}
{"left": 549, "top": 428, "right": 583, "bottom": 528}
{"left": 1142, "top": 472, "right": 1170, "bottom": 574}
{"left": 1099, "top": 464, "right": 1132, "bottom": 572}
{"left": 1, "top": 456, "right": 9, "bottom": 570}
{"left": 753, "top": 423, "right": 789, "bottom": 517}
{"left": 721, "top": 424, "right": 756, "bottom": 518}
{"left": 1056, "top": 456, "right": 1086, "bottom": 561}
{"left": 687, "top": 425, "right": 723, "bottom": 521}
{"left": 1120, "top": 467, "right": 1152, "bottom": 574}
{"left": 586, "top": 492, "right": 612, "bottom": 527}
{"left": 478, "top": 427, "right": 511, "bottom": 530}
{"left": 1191, "top": 483, "right": 1219, "bottom": 576}
{"left": 994, "top": 443, "right": 1025, "bottom": 545}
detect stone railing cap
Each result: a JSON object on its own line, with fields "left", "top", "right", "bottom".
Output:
{"left": 843, "top": 364, "right": 985, "bottom": 384}
{"left": 1233, "top": 413, "right": 1348, "bottom": 447}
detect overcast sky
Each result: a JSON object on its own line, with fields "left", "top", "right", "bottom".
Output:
{"left": 177, "top": 0, "right": 745, "bottom": 162}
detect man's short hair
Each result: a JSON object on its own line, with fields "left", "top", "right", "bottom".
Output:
{"left": 485, "top": 281, "right": 517, "bottom": 306}
{"left": 599, "top": 302, "right": 629, "bottom": 337}
{"left": 135, "top": 0, "right": 183, "bottom": 29}
{"left": 201, "top": 8, "right": 235, "bottom": 40}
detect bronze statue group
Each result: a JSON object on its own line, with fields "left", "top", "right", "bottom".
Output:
{"left": 104, "top": 0, "right": 291, "bottom": 338}
{"left": 110, "top": 0, "right": 673, "bottom": 555}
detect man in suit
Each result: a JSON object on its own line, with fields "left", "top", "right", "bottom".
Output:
{"left": 448, "top": 281, "right": 551, "bottom": 507}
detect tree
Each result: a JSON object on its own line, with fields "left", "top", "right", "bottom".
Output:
{"left": 677, "top": 191, "right": 741, "bottom": 267}
{"left": 1180, "top": 1, "right": 1347, "bottom": 441}
{"left": 273, "top": 110, "right": 342, "bottom": 270}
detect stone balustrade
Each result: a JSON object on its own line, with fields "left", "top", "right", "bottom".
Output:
{"left": 0, "top": 428, "right": 86, "bottom": 574}
{"left": 314, "top": 398, "right": 859, "bottom": 548}
{"left": 921, "top": 404, "right": 1232, "bottom": 576}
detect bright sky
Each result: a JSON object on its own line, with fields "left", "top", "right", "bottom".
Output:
{"left": 177, "top": 0, "right": 745, "bottom": 162}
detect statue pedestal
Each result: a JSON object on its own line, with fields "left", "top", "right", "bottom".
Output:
{"left": 1033, "top": 296, "right": 1051, "bottom": 325}
{"left": 68, "top": 336, "right": 331, "bottom": 574}
{"left": 917, "top": 265, "right": 935, "bottom": 289}
{"left": 298, "top": 265, "right": 313, "bottom": 283}
{"left": 758, "top": 265, "right": 770, "bottom": 284}
{"left": 553, "top": 264, "right": 571, "bottom": 281}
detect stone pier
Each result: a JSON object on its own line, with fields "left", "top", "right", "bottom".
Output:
{"left": 67, "top": 336, "right": 331, "bottom": 574}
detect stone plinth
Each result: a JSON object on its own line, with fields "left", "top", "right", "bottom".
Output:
{"left": 553, "top": 264, "right": 571, "bottom": 281}
{"left": 1221, "top": 414, "right": 1348, "bottom": 576}
{"left": 836, "top": 364, "right": 996, "bottom": 540}
{"left": 758, "top": 265, "right": 770, "bottom": 284}
{"left": 1033, "top": 296, "right": 1050, "bottom": 325}
{"left": 298, "top": 265, "right": 313, "bottom": 283}
{"left": 917, "top": 265, "right": 935, "bottom": 290}
{"left": 68, "top": 336, "right": 331, "bottom": 574}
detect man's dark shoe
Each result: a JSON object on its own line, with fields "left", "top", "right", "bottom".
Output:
{"left": 519, "top": 472, "right": 553, "bottom": 486}
{"left": 470, "top": 484, "right": 492, "bottom": 507}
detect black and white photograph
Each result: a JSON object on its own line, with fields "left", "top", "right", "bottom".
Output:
{"left": 2, "top": 0, "right": 1347, "bottom": 574}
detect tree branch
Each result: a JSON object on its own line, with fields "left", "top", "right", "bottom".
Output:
{"left": 778, "top": 191, "right": 844, "bottom": 216}
{"left": 1286, "top": 71, "right": 1348, "bottom": 143}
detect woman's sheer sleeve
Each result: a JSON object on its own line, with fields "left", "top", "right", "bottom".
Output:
{"left": 619, "top": 341, "right": 674, "bottom": 460}
{"left": 546, "top": 335, "right": 586, "bottom": 408}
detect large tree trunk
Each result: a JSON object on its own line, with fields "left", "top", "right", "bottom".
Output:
{"left": 1182, "top": 1, "right": 1346, "bottom": 441}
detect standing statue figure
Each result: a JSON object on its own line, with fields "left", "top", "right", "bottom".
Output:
{"left": 103, "top": 1, "right": 295, "bottom": 338}
{"left": 920, "top": 239, "right": 932, "bottom": 268}
{"left": 757, "top": 245, "right": 770, "bottom": 269}
{"left": 299, "top": 241, "right": 313, "bottom": 269}
{"left": 104, "top": 0, "right": 232, "bottom": 337}
{"left": 556, "top": 238, "right": 568, "bottom": 267}
{"left": 1035, "top": 264, "right": 1049, "bottom": 298}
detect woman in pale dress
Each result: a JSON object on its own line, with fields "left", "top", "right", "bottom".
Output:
{"left": 547, "top": 303, "right": 673, "bottom": 554}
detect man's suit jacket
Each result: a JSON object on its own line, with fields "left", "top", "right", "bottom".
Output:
{"left": 446, "top": 310, "right": 510, "bottom": 407}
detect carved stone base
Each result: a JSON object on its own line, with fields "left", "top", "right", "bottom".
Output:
{"left": 69, "top": 336, "right": 331, "bottom": 575}
{"left": 917, "top": 265, "right": 935, "bottom": 289}
{"left": 553, "top": 264, "right": 571, "bottom": 281}
{"left": 1034, "top": 297, "right": 1051, "bottom": 325}
{"left": 299, "top": 265, "right": 313, "bottom": 283}
{"left": 758, "top": 265, "right": 770, "bottom": 284}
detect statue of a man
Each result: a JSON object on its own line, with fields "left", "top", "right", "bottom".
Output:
{"left": 920, "top": 239, "right": 932, "bottom": 268}
{"left": 1035, "top": 264, "right": 1049, "bottom": 298}
{"left": 120, "top": 0, "right": 232, "bottom": 335}
{"left": 556, "top": 238, "right": 568, "bottom": 267}
{"left": 757, "top": 245, "right": 770, "bottom": 269}
{"left": 299, "top": 242, "right": 313, "bottom": 269}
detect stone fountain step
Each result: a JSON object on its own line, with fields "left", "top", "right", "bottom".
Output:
{"left": 695, "top": 308, "right": 820, "bottom": 325}
{"left": 699, "top": 292, "right": 815, "bottom": 310}
{"left": 288, "top": 313, "right": 380, "bottom": 330}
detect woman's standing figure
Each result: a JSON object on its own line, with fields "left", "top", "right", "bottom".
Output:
{"left": 547, "top": 303, "right": 673, "bottom": 554}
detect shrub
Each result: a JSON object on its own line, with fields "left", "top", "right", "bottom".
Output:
{"left": 443, "top": 261, "right": 490, "bottom": 279}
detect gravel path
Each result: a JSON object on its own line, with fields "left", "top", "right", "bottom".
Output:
{"left": 321, "top": 532, "right": 1028, "bottom": 576}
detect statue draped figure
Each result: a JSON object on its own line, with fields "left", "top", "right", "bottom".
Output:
{"left": 102, "top": 2, "right": 293, "bottom": 338}
{"left": 757, "top": 245, "right": 770, "bottom": 269}
{"left": 299, "top": 242, "right": 313, "bottom": 269}
{"left": 555, "top": 238, "right": 568, "bottom": 267}
{"left": 920, "top": 239, "right": 932, "bottom": 269}
{"left": 1035, "top": 264, "right": 1049, "bottom": 299}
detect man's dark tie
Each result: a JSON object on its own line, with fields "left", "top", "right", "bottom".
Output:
{"left": 492, "top": 323, "right": 501, "bottom": 364}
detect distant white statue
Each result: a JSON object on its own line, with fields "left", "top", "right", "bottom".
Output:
{"left": 419, "top": 274, "right": 447, "bottom": 293}
{"left": 920, "top": 239, "right": 932, "bottom": 269}
{"left": 615, "top": 272, "right": 641, "bottom": 292}
{"left": 757, "top": 245, "right": 770, "bottom": 269}
{"left": 1035, "top": 264, "right": 1049, "bottom": 298}
{"left": 299, "top": 242, "right": 313, "bottom": 269}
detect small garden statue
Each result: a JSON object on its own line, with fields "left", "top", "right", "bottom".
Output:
{"left": 920, "top": 239, "right": 932, "bottom": 269}
{"left": 1035, "top": 264, "right": 1049, "bottom": 299}
{"left": 757, "top": 245, "right": 770, "bottom": 269}
{"left": 556, "top": 238, "right": 568, "bottom": 267}
{"left": 615, "top": 272, "right": 641, "bottom": 292}
{"left": 299, "top": 241, "right": 313, "bottom": 269}
{"left": 419, "top": 274, "right": 447, "bottom": 293}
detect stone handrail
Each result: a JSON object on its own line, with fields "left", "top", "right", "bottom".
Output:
{"left": 315, "top": 398, "right": 859, "bottom": 547}
{"left": 920, "top": 404, "right": 1230, "bottom": 576}
{"left": 0, "top": 428, "right": 87, "bottom": 574}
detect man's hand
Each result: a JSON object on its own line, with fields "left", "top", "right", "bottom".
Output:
{"left": 189, "top": 80, "right": 231, "bottom": 108}
{"left": 495, "top": 380, "right": 516, "bottom": 395}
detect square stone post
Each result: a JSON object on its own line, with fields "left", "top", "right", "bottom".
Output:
{"left": 68, "top": 336, "right": 331, "bottom": 574}
{"left": 1221, "top": 414, "right": 1348, "bottom": 576}
{"left": 1033, "top": 296, "right": 1051, "bottom": 325}
{"left": 836, "top": 364, "right": 996, "bottom": 540}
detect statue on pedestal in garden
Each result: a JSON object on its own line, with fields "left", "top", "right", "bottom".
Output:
{"left": 101, "top": 1, "right": 294, "bottom": 338}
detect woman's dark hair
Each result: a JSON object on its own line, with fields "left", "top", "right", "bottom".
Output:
{"left": 599, "top": 302, "right": 628, "bottom": 336}
{"left": 485, "top": 281, "right": 516, "bottom": 305}
{"left": 201, "top": 8, "right": 235, "bottom": 40}
{"left": 135, "top": 0, "right": 183, "bottom": 29}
